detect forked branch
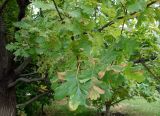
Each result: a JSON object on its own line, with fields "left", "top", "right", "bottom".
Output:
{"left": 8, "top": 77, "right": 45, "bottom": 88}
{"left": 110, "top": 98, "right": 127, "bottom": 106}
{"left": 14, "top": 57, "right": 31, "bottom": 75}
{"left": 52, "top": 0, "right": 63, "bottom": 21}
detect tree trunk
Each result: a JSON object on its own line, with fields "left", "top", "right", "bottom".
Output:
{"left": 0, "top": 86, "right": 16, "bottom": 116}
{"left": 105, "top": 105, "right": 110, "bottom": 116}
{"left": 0, "top": 16, "right": 16, "bottom": 116}
{"left": 105, "top": 101, "right": 111, "bottom": 116}
{"left": 0, "top": 0, "right": 30, "bottom": 115}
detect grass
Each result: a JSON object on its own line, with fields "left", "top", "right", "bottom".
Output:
{"left": 111, "top": 97, "right": 160, "bottom": 116}
{"left": 45, "top": 97, "right": 160, "bottom": 116}
{"left": 45, "top": 99, "right": 97, "bottom": 116}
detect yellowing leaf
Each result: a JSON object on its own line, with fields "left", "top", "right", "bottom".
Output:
{"left": 40, "top": 85, "right": 47, "bottom": 89}
{"left": 93, "top": 85, "right": 105, "bottom": 94}
{"left": 39, "top": 85, "right": 48, "bottom": 92}
{"left": 120, "top": 63, "right": 128, "bottom": 67}
{"left": 134, "top": 71, "right": 144, "bottom": 76}
{"left": 79, "top": 78, "right": 90, "bottom": 83}
{"left": 79, "top": 48, "right": 84, "bottom": 52}
{"left": 68, "top": 100, "right": 80, "bottom": 111}
{"left": 89, "top": 58, "right": 97, "bottom": 65}
{"left": 105, "top": 65, "right": 112, "bottom": 71}
{"left": 124, "top": 68, "right": 145, "bottom": 82}
{"left": 98, "top": 71, "right": 105, "bottom": 79}
{"left": 88, "top": 88, "right": 100, "bottom": 100}
{"left": 57, "top": 72, "right": 66, "bottom": 81}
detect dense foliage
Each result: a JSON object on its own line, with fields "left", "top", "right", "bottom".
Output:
{"left": 5, "top": 0, "right": 160, "bottom": 114}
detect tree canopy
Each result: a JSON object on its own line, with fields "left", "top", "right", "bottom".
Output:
{"left": 0, "top": 0, "right": 160, "bottom": 115}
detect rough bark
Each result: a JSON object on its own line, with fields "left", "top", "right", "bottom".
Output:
{"left": 0, "top": 16, "right": 16, "bottom": 116}
{"left": 0, "top": 0, "right": 31, "bottom": 115}
{"left": 0, "top": 88, "right": 16, "bottom": 116}
{"left": 105, "top": 105, "right": 111, "bottom": 116}
{"left": 105, "top": 101, "right": 111, "bottom": 116}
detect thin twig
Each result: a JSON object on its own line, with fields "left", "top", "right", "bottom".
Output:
{"left": 20, "top": 72, "right": 38, "bottom": 77}
{"left": 111, "top": 98, "right": 125, "bottom": 106}
{"left": 133, "top": 55, "right": 157, "bottom": 64}
{"left": 14, "top": 57, "right": 32, "bottom": 75}
{"left": 141, "top": 62, "right": 159, "bottom": 80}
{"left": 121, "top": 19, "right": 125, "bottom": 35}
{"left": 76, "top": 57, "right": 81, "bottom": 79}
{"left": 52, "top": 0, "right": 63, "bottom": 21}
{"left": 39, "top": 8, "right": 44, "bottom": 17}
{"left": 16, "top": 92, "right": 48, "bottom": 108}
{"left": 8, "top": 77, "right": 45, "bottom": 88}
{"left": 94, "top": 7, "right": 98, "bottom": 23}
{"left": 98, "top": 21, "right": 114, "bottom": 32}
{"left": 120, "top": 2, "right": 127, "bottom": 35}
{"left": 147, "top": 0, "right": 158, "bottom": 7}
{"left": 98, "top": 0, "right": 159, "bottom": 32}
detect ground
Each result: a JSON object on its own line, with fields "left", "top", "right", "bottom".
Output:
{"left": 44, "top": 97, "right": 160, "bottom": 116}
{"left": 111, "top": 98, "right": 160, "bottom": 116}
